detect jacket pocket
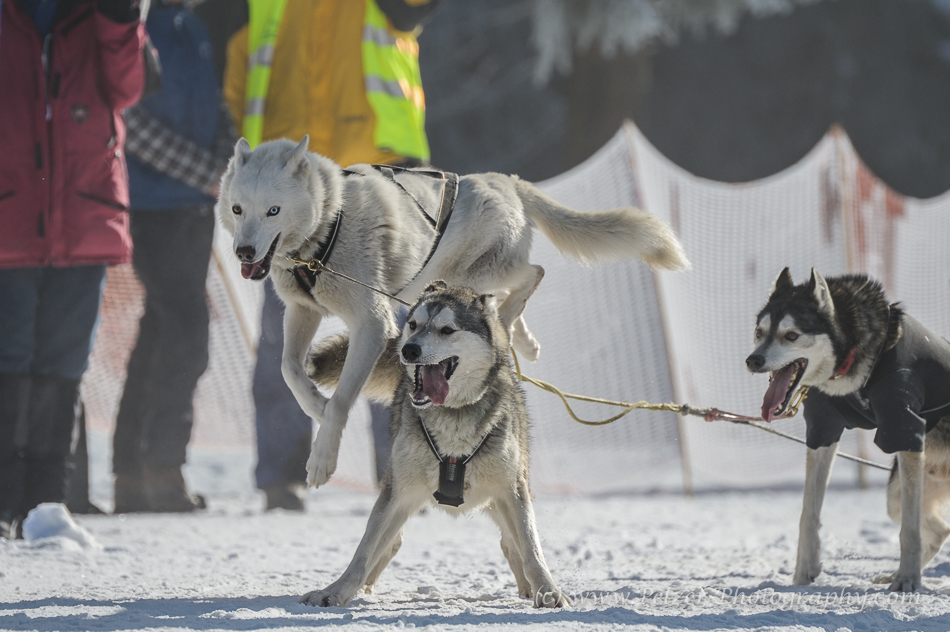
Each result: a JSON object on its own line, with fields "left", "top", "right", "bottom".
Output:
{"left": 77, "top": 191, "right": 128, "bottom": 211}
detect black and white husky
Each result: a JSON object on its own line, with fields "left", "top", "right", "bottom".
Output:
{"left": 747, "top": 268, "right": 950, "bottom": 592}
{"left": 302, "top": 281, "right": 570, "bottom": 608}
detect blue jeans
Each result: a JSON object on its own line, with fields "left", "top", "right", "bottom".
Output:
{"left": 0, "top": 266, "right": 106, "bottom": 379}
{"left": 0, "top": 265, "right": 106, "bottom": 520}
{"left": 253, "top": 282, "right": 313, "bottom": 490}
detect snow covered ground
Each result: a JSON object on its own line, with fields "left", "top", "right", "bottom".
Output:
{"left": 3, "top": 432, "right": 950, "bottom": 632}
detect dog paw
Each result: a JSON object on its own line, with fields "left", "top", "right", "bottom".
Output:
{"left": 534, "top": 588, "right": 571, "bottom": 608}
{"left": 510, "top": 327, "right": 541, "bottom": 362}
{"left": 306, "top": 430, "right": 341, "bottom": 488}
{"left": 888, "top": 573, "right": 922, "bottom": 593}
{"left": 792, "top": 563, "right": 821, "bottom": 586}
{"left": 305, "top": 453, "right": 334, "bottom": 488}
{"left": 793, "top": 544, "right": 821, "bottom": 585}
{"left": 872, "top": 572, "right": 894, "bottom": 585}
{"left": 301, "top": 589, "right": 346, "bottom": 607}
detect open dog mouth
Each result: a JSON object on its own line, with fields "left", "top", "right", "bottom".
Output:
{"left": 410, "top": 356, "right": 459, "bottom": 408}
{"left": 240, "top": 234, "right": 280, "bottom": 281}
{"left": 761, "top": 358, "right": 807, "bottom": 421}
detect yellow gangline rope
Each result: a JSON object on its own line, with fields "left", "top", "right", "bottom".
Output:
{"left": 509, "top": 349, "right": 689, "bottom": 426}
{"left": 509, "top": 350, "right": 890, "bottom": 471}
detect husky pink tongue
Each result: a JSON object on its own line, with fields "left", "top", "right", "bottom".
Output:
{"left": 241, "top": 261, "right": 264, "bottom": 280}
{"left": 761, "top": 364, "right": 796, "bottom": 421}
{"left": 421, "top": 364, "right": 450, "bottom": 406}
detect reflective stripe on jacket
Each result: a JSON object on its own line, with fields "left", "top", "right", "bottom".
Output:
{"left": 241, "top": 0, "right": 289, "bottom": 148}
{"left": 225, "top": 0, "right": 430, "bottom": 165}
{"left": 362, "top": 0, "right": 428, "bottom": 161}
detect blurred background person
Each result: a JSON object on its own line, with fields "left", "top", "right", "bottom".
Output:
{"left": 0, "top": 0, "right": 145, "bottom": 539}
{"left": 112, "top": 0, "right": 235, "bottom": 513}
{"left": 223, "top": 0, "right": 439, "bottom": 511}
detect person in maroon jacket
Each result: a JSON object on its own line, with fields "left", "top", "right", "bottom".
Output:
{"left": 0, "top": 0, "right": 145, "bottom": 539}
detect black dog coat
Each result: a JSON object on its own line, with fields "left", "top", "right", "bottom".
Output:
{"left": 804, "top": 314, "right": 950, "bottom": 454}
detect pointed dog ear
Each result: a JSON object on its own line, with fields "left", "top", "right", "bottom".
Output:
{"left": 423, "top": 280, "right": 448, "bottom": 294}
{"left": 233, "top": 138, "right": 252, "bottom": 167}
{"left": 288, "top": 135, "right": 311, "bottom": 179}
{"left": 807, "top": 268, "right": 835, "bottom": 319}
{"left": 771, "top": 266, "right": 794, "bottom": 296}
{"left": 287, "top": 135, "right": 309, "bottom": 164}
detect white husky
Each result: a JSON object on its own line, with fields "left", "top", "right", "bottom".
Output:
{"left": 216, "top": 136, "right": 689, "bottom": 488}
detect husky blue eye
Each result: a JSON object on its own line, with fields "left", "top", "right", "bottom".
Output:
{"left": 232, "top": 205, "right": 242, "bottom": 215}
{"left": 267, "top": 206, "right": 280, "bottom": 217}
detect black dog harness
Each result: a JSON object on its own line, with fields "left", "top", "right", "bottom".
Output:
{"left": 290, "top": 165, "right": 459, "bottom": 294}
{"left": 418, "top": 417, "right": 492, "bottom": 507}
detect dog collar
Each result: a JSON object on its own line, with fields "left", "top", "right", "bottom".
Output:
{"left": 830, "top": 306, "right": 894, "bottom": 383}
{"left": 830, "top": 347, "right": 857, "bottom": 380}
{"left": 417, "top": 416, "right": 492, "bottom": 507}
{"left": 290, "top": 209, "right": 343, "bottom": 293}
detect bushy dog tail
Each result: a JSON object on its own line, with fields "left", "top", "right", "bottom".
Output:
{"left": 513, "top": 177, "right": 690, "bottom": 270}
{"left": 306, "top": 334, "right": 403, "bottom": 405}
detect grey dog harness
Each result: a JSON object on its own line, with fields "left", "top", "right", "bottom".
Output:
{"left": 291, "top": 165, "right": 459, "bottom": 294}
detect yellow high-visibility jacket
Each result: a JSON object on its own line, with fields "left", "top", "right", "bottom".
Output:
{"left": 224, "top": 0, "right": 433, "bottom": 167}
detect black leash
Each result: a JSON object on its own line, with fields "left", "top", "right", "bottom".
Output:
{"left": 288, "top": 255, "right": 414, "bottom": 307}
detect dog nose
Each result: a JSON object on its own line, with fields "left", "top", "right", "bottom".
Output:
{"left": 402, "top": 343, "right": 421, "bottom": 363}
{"left": 235, "top": 245, "right": 256, "bottom": 262}
{"left": 746, "top": 354, "right": 766, "bottom": 372}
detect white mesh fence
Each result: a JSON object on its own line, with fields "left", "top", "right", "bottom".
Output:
{"left": 522, "top": 130, "right": 683, "bottom": 494}
{"left": 81, "top": 122, "right": 950, "bottom": 494}
{"left": 632, "top": 126, "right": 850, "bottom": 488}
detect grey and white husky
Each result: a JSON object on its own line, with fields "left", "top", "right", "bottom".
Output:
{"left": 216, "top": 136, "right": 689, "bottom": 489}
{"left": 746, "top": 267, "right": 950, "bottom": 591}
{"left": 301, "top": 281, "right": 570, "bottom": 608}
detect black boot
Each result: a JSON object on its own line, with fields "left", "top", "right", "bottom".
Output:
{"left": 264, "top": 434, "right": 310, "bottom": 511}
{"left": 20, "top": 375, "right": 81, "bottom": 518}
{"left": 142, "top": 464, "right": 206, "bottom": 513}
{"left": 113, "top": 470, "right": 150, "bottom": 513}
{"left": 111, "top": 348, "right": 150, "bottom": 514}
{"left": 0, "top": 374, "right": 30, "bottom": 539}
{"left": 65, "top": 401, "right": 104, "bottom": 514}
{"left": 264, "top": 481, "right": 306, "bottom": 511}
